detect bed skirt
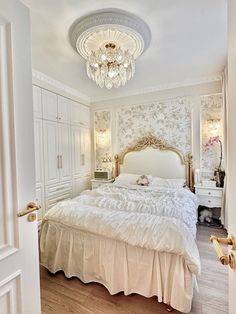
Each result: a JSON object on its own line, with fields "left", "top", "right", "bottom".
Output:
{"left": 40, "top": 220, "right": 195, "bottom": 313}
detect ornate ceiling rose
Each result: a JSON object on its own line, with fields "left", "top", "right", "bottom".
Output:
{"left": 69, "top": 9, "right": 151, "bottom": 89}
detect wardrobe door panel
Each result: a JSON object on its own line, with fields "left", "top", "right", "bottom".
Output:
{"left": 58, "top": 123, "right": 72, "bottom": 182}
{"left": 79, "top": 104, "right": 90, "bottom": 127}
{"left": 71, "top": 102, "right": 90, "bottom": 127}
{"left": 71, "top": 126, "right": 81, "bottom": 178}
{"left": 43, "top": 120, "right": 60, "bottom": 185}
{"left": 58, "top": 95, "right": 71, "bottom": 124}
{"left": 42, "top": 89, "right": 58, "bottom": 122}
{"left": 71, "top": 102, "right": 80, "bottom": 125}
{"left": 80, "top": 127, "right": 91, "bottom": 175}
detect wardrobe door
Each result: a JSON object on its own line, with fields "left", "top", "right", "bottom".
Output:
{"left": 71, "top": 102, "right": 90, "bottom": 127}
{"left": 43, "top": 120, "right": 60, "bottom": 185}
{"left": 42, "top": 89, "right": 58, "bottom": 122}
{"left": 58, "top": 95, "right": 71, "bottom": 124}
{"left": 79, "top": 104, "right": 90, "bottom": 127}
{"left": 71, "top": 102, "right": 80, "bottom": 125}
{"left": 80, "top": 127, "right": 91, "bottom": 175}
{"left": 58, "top": 123, "right": 72, "bottom": 182}
{"left": 71, "top": 126, "right": 81, "bottom": 178}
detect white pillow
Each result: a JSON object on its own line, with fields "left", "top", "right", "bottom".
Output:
{"left": 114, "top": 173, "right": 140, "bottom": 185}
{"left": 114, "top": 173, "right": 152, "bottom": 185}
{"left": 149, "top": 177, "right": 186, "bottom": 188}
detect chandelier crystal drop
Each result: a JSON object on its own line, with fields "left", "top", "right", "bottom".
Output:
{"left": 86, "top": 43, "right": 135, "bottom": 89}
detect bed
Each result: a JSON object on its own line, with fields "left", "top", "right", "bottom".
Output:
{"left": 40, "top": 134, "right": 200, "bottom": 313}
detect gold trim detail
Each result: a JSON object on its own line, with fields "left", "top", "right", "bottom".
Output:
{"left": 114, "top": 133, "right": 194, "bottom": 189}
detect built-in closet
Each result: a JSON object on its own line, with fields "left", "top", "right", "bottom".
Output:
{"left": 33, "top": 85, "right": 91, "bottom": 223}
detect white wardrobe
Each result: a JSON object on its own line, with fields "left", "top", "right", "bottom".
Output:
{"left": 33, "top": 85, "right": 91, "bottom": 223}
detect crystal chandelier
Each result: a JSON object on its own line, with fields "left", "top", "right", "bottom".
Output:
{"left": 86, "top": 43, "right": 135, "bottom": 89}
{"left": 69, "top": 9, "right": 150, "bottom": 89}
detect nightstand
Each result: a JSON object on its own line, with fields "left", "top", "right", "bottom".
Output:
{"left": 91, "top": 178, "right": 115, "bottom": 190}
{"left": 195, "top": 184, "right": 224, "bottom": 224}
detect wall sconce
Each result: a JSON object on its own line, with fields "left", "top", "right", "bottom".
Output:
{"left": 102, "top": 153, "right": 112, "bottom": 163}
{"left": 207, "top": 118, "right": 221, "bottom": 136}
{"left": 97, "top": 129, "right": 107, "bottom": 147}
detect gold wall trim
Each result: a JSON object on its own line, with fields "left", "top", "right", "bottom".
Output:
{"left": 114, "top": 133, "right": 193, "bottom": 189}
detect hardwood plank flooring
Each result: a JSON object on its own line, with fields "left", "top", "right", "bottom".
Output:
{"left": 40, "top": 226, "right": 228, "bottom": 314}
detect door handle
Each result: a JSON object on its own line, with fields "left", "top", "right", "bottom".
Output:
{"left": 17, "top": 202, "right": 41, "bottom": 217}
{"left": 210, "top": 235, "right": 236, "bottom": 268}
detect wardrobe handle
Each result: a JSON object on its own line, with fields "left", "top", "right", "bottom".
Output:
{"left": 81, "top": 154, "right": 85, "bottom": 166}
{"left": 60, "top": 155, "right": 63, "bottom": 168}
{"left": 57, "top": 155, "right": 60, "bottom": 168}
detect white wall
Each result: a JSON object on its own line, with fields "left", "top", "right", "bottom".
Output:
{"left": 91, "top": 80, "right": 222, "bottom": 172}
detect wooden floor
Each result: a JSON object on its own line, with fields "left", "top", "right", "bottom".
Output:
{"left": 40, "top": 226, "right": 228, "bottom": 314}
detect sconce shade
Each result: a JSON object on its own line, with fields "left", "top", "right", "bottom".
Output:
{"left": 207, "top": 119, "right": 221, "bottom": 136}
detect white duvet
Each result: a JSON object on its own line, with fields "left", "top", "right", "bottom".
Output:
{"left": 42, "top": 183, "right": 200, "bottom": 275}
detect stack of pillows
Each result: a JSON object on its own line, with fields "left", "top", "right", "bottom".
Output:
{"left": 114, "top": 173, "right": 186, "bottom": 188}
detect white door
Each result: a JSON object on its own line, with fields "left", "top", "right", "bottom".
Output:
{"left": 34, "top": 119, "right": 44, "bottom": 188}
{"left": 43, "top": 120, "right": 60, "bottom": 185}
{"left": 0, "top": 1, "right": 41, "bottom": 313}
{"left": 228, "top": 1, "right": 236, "bottom": 313}
{"left": 34, "top": 118, "right": 45, "bottom": 221}
{"left": 58, "top": 123, "right": 72, "bottom": 182}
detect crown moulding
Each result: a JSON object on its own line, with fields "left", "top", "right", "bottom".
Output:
{"left": 69, "top": 9, "right": 151, "bottom": 60}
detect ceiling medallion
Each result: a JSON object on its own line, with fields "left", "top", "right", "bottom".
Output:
{"left": 69, "top": 9, "right": 151, "bottom": 89}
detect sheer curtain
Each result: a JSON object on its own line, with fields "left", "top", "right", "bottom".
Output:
{"left": 222, "top": 65, "right": 228, "bottom": 228}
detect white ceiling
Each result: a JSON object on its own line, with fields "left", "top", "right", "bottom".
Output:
{"left": 22, "top": 0, "right": 227, "bottom": 102}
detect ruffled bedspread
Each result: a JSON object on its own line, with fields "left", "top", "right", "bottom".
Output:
{"left": 42, "top": 184, "right": 200, "bottom": 275}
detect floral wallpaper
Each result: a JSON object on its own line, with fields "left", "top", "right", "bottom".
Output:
{"left": 116, "top": 97, "right": 192, "bottom": 157}
{"left": 201, "top": 94, "right": 224, "bottom": 171}
{"left": 94, "top": 110, "right": 112, "bottom": 170}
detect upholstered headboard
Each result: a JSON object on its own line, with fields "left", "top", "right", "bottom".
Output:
{"left": 114, "top": 134, "right": 193, "bottom": 189}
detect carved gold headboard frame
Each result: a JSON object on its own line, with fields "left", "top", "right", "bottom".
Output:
{"left": 114, "top": 134, "right": 193, "bottom": 190}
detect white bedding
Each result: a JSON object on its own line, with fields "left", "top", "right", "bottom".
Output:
{"left": 40, "top": 183, "right": 200, "bottom": 313}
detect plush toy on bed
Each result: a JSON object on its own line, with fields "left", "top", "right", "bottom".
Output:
{"left": 199, "top": 209, "right": 213, "bottom": 223}
{"left": 136, "top": 175, "right": 149, "bottom": 186}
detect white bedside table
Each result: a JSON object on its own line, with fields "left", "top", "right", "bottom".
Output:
{"left": 91, "top": 178, "right": 115, "bottom": 190}
{"left": 194, "top": 184, "right": 224, "bottom": 208}
{"left": 195, "top": 184, "right": 224, "bottom": 224}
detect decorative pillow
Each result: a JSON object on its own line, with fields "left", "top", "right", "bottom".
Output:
{"left": 136, "top": 175, "right": 149, "bottom": 186}
{"left": 114, "top": 173, "right": 140, "bottom": 185}
{"left": 149, "top": 177, "right": 186, "bottom": 188}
